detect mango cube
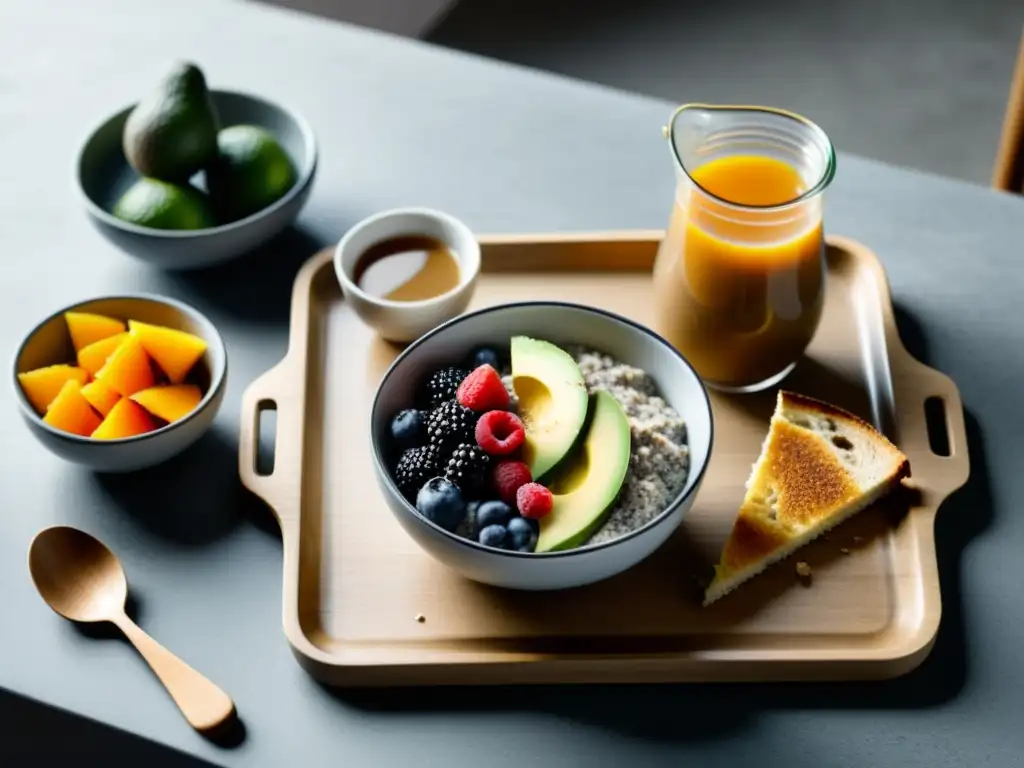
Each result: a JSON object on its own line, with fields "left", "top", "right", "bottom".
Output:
{"left": 65, "top": 311, "right": 126, "bottom": 353}
{"left": 43, "top": 379, "right": 102, "bottom": 436}
{"left": 77, "top": 332, "right": 128, "bottom": 377}
{"left": 22, "top": 309, "right": 212, "bottom": 442}
{"left": 18, "top": 364, "right": 90, "bottom": 415}
{"left": 80, "top": 380, "right": 121, "bottom": 417}
{"left": 131, "top": 384, "right": 203, "bottom": 422}
{"left": 95, "top": 336, "right": 155, "bottom": 397}
{"left": 128, "top": 320, "right": 207, "bottom": 384}
{"left": 91, "top": 398, "right": 158, "bottom": 440}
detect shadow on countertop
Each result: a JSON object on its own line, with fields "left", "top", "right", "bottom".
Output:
{"left": 88, "top": 426, "right": 281, "bottom": 546}
{"left": 162, "top": 225, "right": 328, "bottom": 326}
{"left": 0, "top": 687, "right": 225, "bottom": 765}
{"left": 318, "top": 301, "right": 992, "bottom": 745}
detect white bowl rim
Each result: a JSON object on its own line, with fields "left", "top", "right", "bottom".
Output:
{"left": 74, "top": 88, "right": 318, "bottom": 239}
{"left": 370, "top": 300, "right": 715, "bottom": 560}
{"left": 332, "top": 206, "right": 481, "bottom": 311}
{"left": 11, "top": 292, "right": 228, "bottom": 445}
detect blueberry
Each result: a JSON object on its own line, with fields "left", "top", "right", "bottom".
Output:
{"left": 470, "top": 347, "right": 501, "bottom": 370}
{"left": 478, "top": 524, "right": 508, "bottom": 549}
{"left": 391, "top": 409, "right": 425, "bottom": 449}
{"left": 416, "top": 477, "right": 465, "bottom": 532}
{"left": 476, "top": 500, "right": 513, "bottom": 530}
{"left": 507, "top": 516, "right": 538, "bottom": 552}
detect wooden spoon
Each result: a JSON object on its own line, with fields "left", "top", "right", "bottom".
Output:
{"left": 27, "top": 526, "right": 236, "bottom": 732}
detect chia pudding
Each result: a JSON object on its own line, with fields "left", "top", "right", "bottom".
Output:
{"left": 503, "top": 346, "right": 690, "bottom": 547}
{"left": 386, "top": 337, "right": 690, "bottom": 554}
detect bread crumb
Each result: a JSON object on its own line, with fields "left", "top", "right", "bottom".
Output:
{"left": 415, "top": 614, "right": 425, "bottom": 623}
{"left": 840, "top": 547, "right": 850, "bottom": 555}
{"left": 795, "top": 561, "right": 812, "bottom": 580}
{"left": 852, "top": 536, "right": 864, "bottom": 545}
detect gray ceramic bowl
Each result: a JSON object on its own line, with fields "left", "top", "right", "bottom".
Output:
{"left": 370, "top": 302, "right": 714, "bottom": 591}
{"left": 76, "top": 90, "right": 317, "bottom": 271}
{"left": 12, "top": 295, "right": 227, "bottom": 472}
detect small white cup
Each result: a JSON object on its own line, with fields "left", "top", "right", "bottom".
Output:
{"left": 333, "top": 208, "right": 481, "bottom": 343}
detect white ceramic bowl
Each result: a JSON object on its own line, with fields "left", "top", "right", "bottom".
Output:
{"left": 11, "top": 294, "right": 227, "bottom": 472}
{"left": 370, "top": 302, "right": 714, "bottom": 591}
{"left": 333, "top": 207, "right": 481, "bottom": 342}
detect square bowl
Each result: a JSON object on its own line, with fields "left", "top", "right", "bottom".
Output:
{"left": 370, "top": 301, "right": 714, "bottom": 590}
{"left": 12, "top": 294, "right": 227, "bottom": 472}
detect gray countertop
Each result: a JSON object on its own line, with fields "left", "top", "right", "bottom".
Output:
{"left": 2, "top": 0, "right": 1022, "bottom": 764}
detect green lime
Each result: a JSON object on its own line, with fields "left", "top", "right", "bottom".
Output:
{"left": 206, "top": 125, "right": 297, "bottom": 222}
{"left": 112, "top": 178, "right": 215, "bottom": 230}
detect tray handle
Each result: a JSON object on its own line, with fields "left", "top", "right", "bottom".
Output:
{"left": 239, "top": 359, "right": 302, "bottom": 532}
{"left": 893, "top": 354, "right": 970, "bottom": 501}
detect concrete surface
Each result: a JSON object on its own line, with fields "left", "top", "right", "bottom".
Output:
{"left": 431, "top": 0, "right": 1023, "bottom": 185}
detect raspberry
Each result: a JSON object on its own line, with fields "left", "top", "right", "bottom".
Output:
{"left": 491, "top": 460, "right": 532, "bottom": 504}
{"left": 475, "top": 410, "right": 525, "bottom": 455}
{"left": 456, "top": 364, "right": 510, "bottom": 412}
{"left": 517, "top": 482, "right": 553, "bottom": 519}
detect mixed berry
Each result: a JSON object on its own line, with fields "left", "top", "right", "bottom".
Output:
{"left": 386, "top": 346, "right": 552, "bottom": 553}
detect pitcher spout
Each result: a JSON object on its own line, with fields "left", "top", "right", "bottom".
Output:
{"left": 664, "top": 104, "right": 836, "bottom": 208}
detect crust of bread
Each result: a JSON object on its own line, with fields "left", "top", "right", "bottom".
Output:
{"left": 703, "top": 390, "right": 911, "bottom": 606}
{"left": 778, "top": 390, "right": 908, "bottom": 462}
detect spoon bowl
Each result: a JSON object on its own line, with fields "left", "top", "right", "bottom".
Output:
{"left": 29, "top": 526, "right": 128, "bottom": 623}
{"left": 27, "top": 525, "right": 236, "bottom": 732}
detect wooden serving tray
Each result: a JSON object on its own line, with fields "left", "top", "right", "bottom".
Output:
{"left": 238, "top": 231, "right": 969, "bottom": 686}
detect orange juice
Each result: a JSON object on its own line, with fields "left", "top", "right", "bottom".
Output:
{"left": 652, "top": 154, "right": 826, "bottom": 389}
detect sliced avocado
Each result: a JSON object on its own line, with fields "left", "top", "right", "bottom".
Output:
{"left": 122, "top": 61, "right": 220, "bottom": 182}
{"left": 511, "top": 336, "right": 589, "bottom": 482}
{"left": 536, "top": 390, "right": 631, "bottom": 553}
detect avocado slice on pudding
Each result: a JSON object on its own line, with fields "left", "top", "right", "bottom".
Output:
{"left": 511, "top": 336, "right": 589, "bottom": 481}
{"left": 536, "top": 390, "right": 632, "bottom": 553}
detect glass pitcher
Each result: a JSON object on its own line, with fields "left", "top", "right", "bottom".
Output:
{"left": 651, "top": 104, "right": 836, "bottom": 393}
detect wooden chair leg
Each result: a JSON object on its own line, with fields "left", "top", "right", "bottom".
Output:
{"left": 992, "top": 30, "right": 1024, "bottom": 193}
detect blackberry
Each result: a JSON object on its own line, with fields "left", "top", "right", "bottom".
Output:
{"left": 444, "top": 443, "right": 491, "bottom": 497}
{"left": 426, "top": 400, "right": 478, "bottom": 457}
{"left": 423, "top": 366, "right": 469, "bottom": 408}
{"left": 394, "top": 446, "right": 439, "bottom": 500}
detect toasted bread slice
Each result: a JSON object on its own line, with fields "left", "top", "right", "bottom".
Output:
{"left": 703, "top": 390, "right": 910, "bottom": 606}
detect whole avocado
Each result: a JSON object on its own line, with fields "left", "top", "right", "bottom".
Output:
{"left": 206, "top": 125, "right": 297, "bottom": 222}
{"left": 122, "top": 61, "right": 219, "bottom": 182}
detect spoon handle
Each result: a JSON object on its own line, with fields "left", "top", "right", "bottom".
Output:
{"left": 114, "top": 613, "right": 235, "bottom": 731}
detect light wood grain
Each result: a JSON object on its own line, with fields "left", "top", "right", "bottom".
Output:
{"left": 28, "top": 526, "right": 236, "bottom": 730}
{"left": 113, "top": 614, "right": 236, "bottom": 731}
{"left": 993, "top": 29, "right": 1024, "bottom": 192}
{"left": 239, "top": 231, "right": 969, "bottom": 686}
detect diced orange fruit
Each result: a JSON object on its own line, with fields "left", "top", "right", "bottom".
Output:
{"left": 17, "top": 364, "right": 90, "bottom": 415}
{"left": 80, "top": 380, "right": 121, "bottom": 417}
{"left": 65, "top": 311, "right": 126, "bottom": 353}
{"left": 95, "top": 336, "right": 155, "bottom": 397}
{"left": 91, "top": 398, "right": 158, "bottom": 440}
{"left": 43, "top": 380, "right": 102, "bottom": 436}
{"left": 130, "top": 384, "right": 203, "bottom": 422}
{"left": 77, "top": 332, "right": 128, "bottom": 377}
{"left": 128, "top": 320, "right": 207, "bottom": 384}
